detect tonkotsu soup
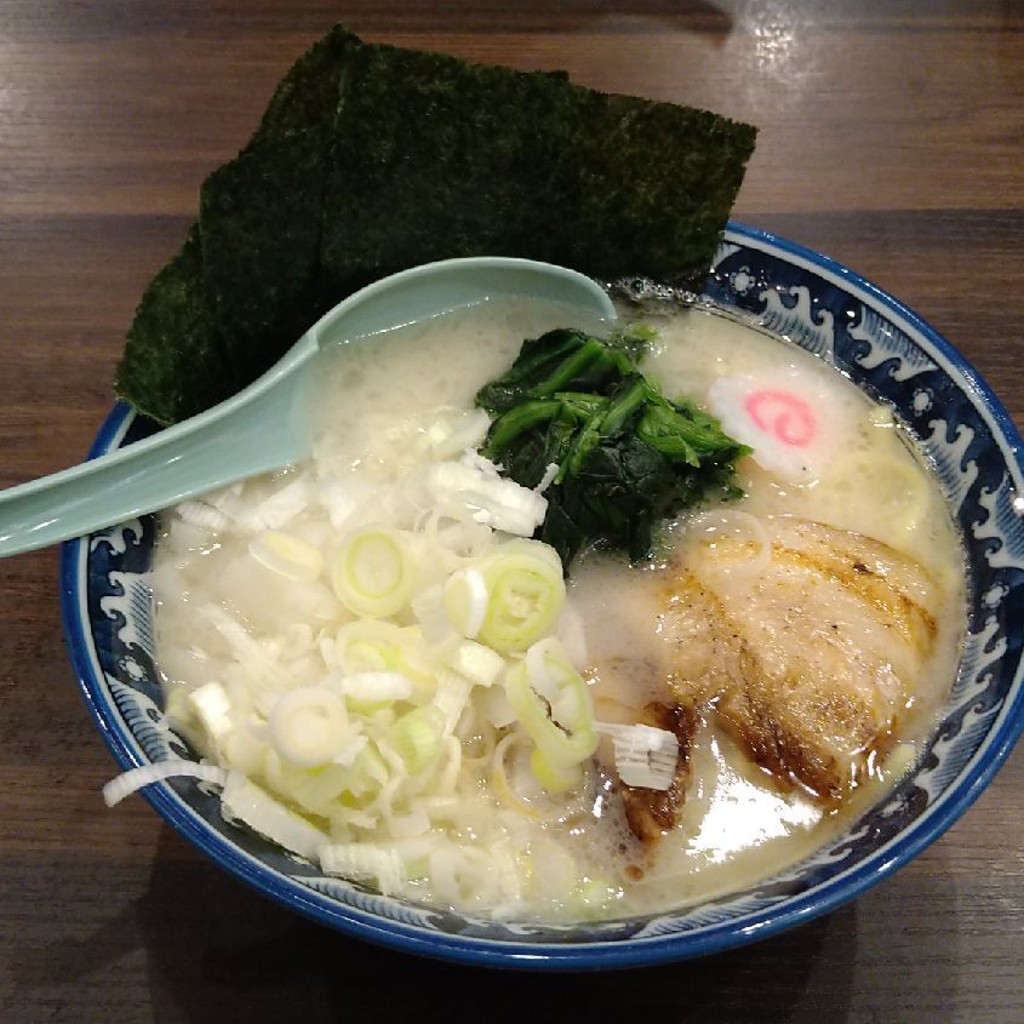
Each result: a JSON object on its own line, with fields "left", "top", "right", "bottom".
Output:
{"left": 150, "top": 296, "right": 965, "bottom": 922}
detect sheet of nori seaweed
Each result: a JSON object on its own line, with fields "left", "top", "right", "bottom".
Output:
{"left": 319, "top": 44, "right": 591, "bottom": 293}
{"left": 320, "top": 47, "right": 755, "bottom": 291}
{"left": 198, "top": 27, "right": 361, "bottom": 384}
{"left": 115, "top": 227, "right": 227, "bottom": 425}
{"left": 114, "top": 27, "right": 361, "bottom": 425}
{"left": 567, "top": 94, "right": 756, "bottom": 281}
{"left": 116, "top": 25, "right": 756, "bottom": 424}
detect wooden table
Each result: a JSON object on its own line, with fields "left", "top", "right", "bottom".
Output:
{"left": 1, "top": 2, "right": 1022, "bottom": 1020}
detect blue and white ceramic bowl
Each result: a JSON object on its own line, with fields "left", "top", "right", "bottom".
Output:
{"left": 61, "top": 223, "right": 1024, "bottom": 969}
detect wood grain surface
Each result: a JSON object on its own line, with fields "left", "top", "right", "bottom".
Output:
{"left": 1, "top": 2, "right": 1022, "bottom": 1021}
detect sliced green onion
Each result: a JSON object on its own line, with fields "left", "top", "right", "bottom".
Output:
{"left": 265, "top": 752, "right": 359, "bottom": 818}
{"left": 249, "top": 529, "right": 325, "bottom": 582}
{"left": 385, "top": 805, "right": 432, "bottom": 840}
{"left": 330, "top": 525, "right": 418, "bottom": 617}
{"left": 477, "top": 684, "right": 518, "bottom": 729}
{"left": 220, "top": 725, "right": 269, "bottom": 776}
{"left": 334, "top": 620, "right": 435, "bottom": 696}
{"left": 504, "top": 639, "right": 597, "bottom": 772}
{"left": 390, "top": 704, "right": 446, "bottom": 774}
{"left": 478, "top": 540, "right": 566, "bottom": 654}
{"left": 419, "top": 407, "right": 492, "bottom": 461}
{"left": 525, "top": 637, "right": 587, "bottom": 726}
{"left": 344, "top": 743, "right": 390, "bottom": 798}
{"left": 529, "top": 746, "right": 583, "bottom": 793}
{"left": 269, "top": 688, "right": 348, "bottom": 768}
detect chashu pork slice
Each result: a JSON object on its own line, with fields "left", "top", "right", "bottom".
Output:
{"left": 661, "top": 516, "right": 943, "bottom": 803}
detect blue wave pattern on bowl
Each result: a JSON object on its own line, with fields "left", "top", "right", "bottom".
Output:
{"left": 62, "top": 223, "right": 1024, "bottom": 968}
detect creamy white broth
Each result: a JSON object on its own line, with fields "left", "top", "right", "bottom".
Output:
{"left": 311, "top": 296, "right": 606, "bottom": 479}
{"left": 152, "top": 297, "right": 965, "bottom": 920}
{"left": 643, "top": 307, "right": 960, "bottom": 580}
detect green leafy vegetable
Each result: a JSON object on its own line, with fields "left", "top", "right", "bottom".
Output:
{"left": 476, "top": 328, "right": 751, "bottom": 569}
{"left": 116, "top": 25, "right": 756, "bottom": 425}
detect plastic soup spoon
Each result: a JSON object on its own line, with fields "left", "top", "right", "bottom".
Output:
{"left": 0, "top": 256, "right": 617, "bottom": 557}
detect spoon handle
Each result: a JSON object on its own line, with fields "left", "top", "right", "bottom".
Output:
{"left": 0, "top": 337, "right": 319, "bottom": 557}
{"left": 0, "top": 257, "right": 615, "bottom": 558}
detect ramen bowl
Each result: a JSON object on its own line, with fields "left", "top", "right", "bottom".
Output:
{"left": 62, "top": 222, "right": 1024, "bottom": 969}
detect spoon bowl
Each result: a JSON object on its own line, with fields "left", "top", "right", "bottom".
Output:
{"left": 0, "top": 257, "right": 615, "bottom": 557}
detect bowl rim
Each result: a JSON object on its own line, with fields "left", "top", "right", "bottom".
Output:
{"left": 61, "top": 220, "right": 1024, "bottom": 970}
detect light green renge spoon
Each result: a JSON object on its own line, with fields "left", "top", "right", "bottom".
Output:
{"left": 0, "top": 256, "right": 616, "bottom": 558}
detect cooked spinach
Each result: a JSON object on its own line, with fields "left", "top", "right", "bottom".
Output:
{"left": 476, "top": 327, "right": 750, "bottom": 569}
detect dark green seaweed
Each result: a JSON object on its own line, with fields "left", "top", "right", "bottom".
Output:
{"left": 198, "top": 26, "right": 362, "bottom": 379}
{"left": 116, "top": 227, "right": 226, "bottom": 425}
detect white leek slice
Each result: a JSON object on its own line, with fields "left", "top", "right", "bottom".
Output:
{"left": 555, "top": 595, "right": 588, "bottom": 671}
{"left": 249, "top": 530, "right": 325, "bottom": 582}
{"left": 249, "top": 477, "right": 311, "bottom": 530}
{"left": 470, "top": 476, "right": 548, "bottom": 536}
{"left": 525, "top": 637, "right": 587, "bottom": 726}
{"left": 269, "top": 687, "right": 348, "bottom": 768}
{"left": 220, "top": 726, "right": 269, "bottom": 776}
{"left": 103, "top": 760, "right": 229, "bottom": 807}
{"left": 386, "top": 805, "right": 432, "bottom": 840}
{"left": 425, "top": 462, "right": 548, "bottom": 537}
{"left": 330, "top": 525, "right": 418, "bottom": 617}
{"left": 336, "top": 670, "right": 414, "bottom": 707}
{"left": 458, "top": 447, "right": 502, "bottom": 475}
{"left": 446, "top": 640, "right": 505, "bottom": 687}
{"left": 318, "top": 475, "right": 361, "bottom": 530}
{"left": 442, "top": 567, "right": 488, "bottom": 639}
{"left": 188, "top": 681, "right": 234, "bottom": 745}
{"left": 477, "top": 684, "right": 518, "bottom": 729}
{"left": 176, "top": 500, "right": 231, "bottom": 532}
{"left": 419, "top": 408, "right": 492, "bottom": 461}
{"left": 197, "top": 602, "right": 292, "bottom": 690}
{"left": 478, "top": 540, "right": 566, "bottom": 654}
{"left": 410, "top": 584, "right": 458, "bottom": 646}
{"left": 434, "top": 670, "right": 473, "bottom": 736}
{"left": 319, "top": 842, "right": 406, "bottom": 895}
{"left": 333, "top": 730, "right": 370, "bottom": 768}
{"left": 264, "top": 750, "right": 350, "bottom": 818}
{"left": 221, "top": 771, "right": 328, "bottom": 861}
{"left": 390, "top": 704, "right": 446, "bottom": 773}
{"left": 596, "top": 722, "right": 679, "bottom": 790}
